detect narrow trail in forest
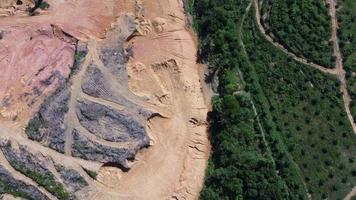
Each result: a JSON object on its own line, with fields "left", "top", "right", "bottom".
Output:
{"left": 239, "top": 2, "right": 310, "bottom": 198}
{"left": 344, "top": 186, "right": 356, "bottom": 200}
{"left": 239, "top": 0, "right": 277, "bottom": 172}
{"left": 253, "top": 0, "right": 356, "bottom": 134}
{"left": 327, "top": 0, "right": 356, "bottom": 134}
{"left": 253, "top": 0, "right": 337, "bottom": 75}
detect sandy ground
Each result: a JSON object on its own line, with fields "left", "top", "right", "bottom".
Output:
{"left": 0, "top": 0, "right": 122, "bottom": 122}
{"left": 0, "top": 0, "right": 210, "bottom": 199}
{"left": 344, "top": 186, "right": 356, "bottom": 200}
{"left": 94, "top": 0, "right": 211, "bottom": 199}
{"left": 1, "top": 194, "right": 25, "bottom": 200}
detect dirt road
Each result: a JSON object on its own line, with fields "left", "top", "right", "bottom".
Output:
{"left": 254, "top": 0, "right": 356, "bottom": 134}
{"left": 94, "top": 1, "right": 211, "bottom": 199}
{"left": 327, "top": 0, "right": 356, "bottom": 134}
{"left": 253, "top": 0, "right": 337, "bottom": 75}
{"left": 0, "top": 0, "right": 210, "bottom": 199}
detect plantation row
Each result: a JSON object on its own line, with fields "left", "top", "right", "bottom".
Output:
{"left": 242, "top": 8, "right": 355, "bottom": 199}
{"left": 261, "top": 0, "right": 334, "bottom": 68}
{"left": 192, "top": 0, "right": 306, "bottom": 199}
{"left": 337, "top": 0, "right": 356, "bottom": 122}
{"left": 191, "top": 0, "right": 356, "bottom": 199}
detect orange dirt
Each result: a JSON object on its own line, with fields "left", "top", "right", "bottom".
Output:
{"left": 0, "top": 0, "right": 211, "bottom": 199}
{"left": 0, "top": 0, "right": 122, "bottom": 122}
{"left": 94, "top": 0, "right": 211, "bottom": 199}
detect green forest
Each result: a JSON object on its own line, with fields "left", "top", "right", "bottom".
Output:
{"left": 261, "top": 0, "right": 335, "bottom": 68}
{"left": 338, "top": 0, "right": 356, "bottom": 122}
{"left": 242, "top": 8, "right": 355, "bottom": 199}
{"left": 191, "top": 0, "right": 356, "bottom": 199}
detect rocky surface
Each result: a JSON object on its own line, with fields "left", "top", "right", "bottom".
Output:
{"left": 0, "top": 141, "right": 51, "bottom": 176}
{"left": 55, "top": 165, "right": 88, "bottom": 193}
{"left": 0, "top": 0, "right": 36, "bottom": 17}
{"left": 81, "top": 63, "right": 152, "bottom": 119}
{"left": 0, "top": 24, "right": 75, "bottom": 120}
{"left": 0, "top": 165, "right": 49, "bottom": 200}
{"left": 81, "top": 63, "right": 119, "bottom": 103}
{"left": 71, "top": 129, "right": 138, "bottom": 170}
{"left": 0, "top": 0, "right": 121, "bottom": 121}
{"left": 25, "top": 85, "right": 70, "bottom": 153}
{"left": 0, "top": 0, "right": 210, "bottom": 199}
{"left": 76, "top": 100, "right": 149, "bottom": 144}
{"left": 0, "top": 140, "right": 80, "bottom": 199}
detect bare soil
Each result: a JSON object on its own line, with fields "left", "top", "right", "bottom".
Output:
{"left": 0, "top": 0, "right": 210, "bottom": 199}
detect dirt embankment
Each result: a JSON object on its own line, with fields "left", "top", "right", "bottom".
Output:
{"left": 0, "top": 0, "right": 210, "bottom": 199}
{"left": 94, "top": 0, "right": 211, "bottom": 199}
{"left": 0, "top": 0, "right": 122, "bottom": 122}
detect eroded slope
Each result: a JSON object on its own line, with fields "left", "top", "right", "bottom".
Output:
{"left": 0, "top": 0, "right": 210, "bottom": 199}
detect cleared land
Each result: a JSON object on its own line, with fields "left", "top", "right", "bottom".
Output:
{"left": 0, "top": 0, "right": 210, "bottom": 199}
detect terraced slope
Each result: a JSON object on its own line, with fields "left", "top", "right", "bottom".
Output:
{"left": 0, "top": 0, "right": 210, "bottom": 199}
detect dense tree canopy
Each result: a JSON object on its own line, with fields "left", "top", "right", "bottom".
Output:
{"left": 191, "top": 0, "right": 356, "bottom": 199}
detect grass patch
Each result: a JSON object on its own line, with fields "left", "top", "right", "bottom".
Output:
{"left": 83, "top": 168, "right": 97, "bottom": 180}
{"left": 9, "top": 161, "right": 69, "bottom": 200}
{"left": 0, "top": 181, "right": 34, "bottom": 200}
{"left": 39, "top": 1, "right": 50, "bottom": 10}
{"left": 25, "top": 115, "right": 45, "bottom": 141}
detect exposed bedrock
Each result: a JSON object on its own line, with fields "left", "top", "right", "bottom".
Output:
{"left": 81, "top": 63, "right": 152, "bottom": 118}
{"left": 25, "top": 86, "right": 70, "bottom": 153}
{"left": 54, "top": 165, "right": 88, "bottom": 193}
{"left": 0, "top": 142, "right": 51, "bottom": 176}
{"left": 0, "top": 141, "right": 86, "bottom": 200}
{"left": 22, "top": 12, "right": 152, "bottom": 181}
{"left": 100, "top": 14, "right": 136, "bottom": 71}
{"left": 81, "top": 63, "right": 117, "bottom": 103}
{"left": 0, "top": 165, "right": 49, "bottom": 200}
{"left": 71, "top": 129, "right": 141, "bottom": 170}
{"left": 0, "top": 24, "right": 76, "bottom": 120}
{"left": 76, "top": 100, "right": 150, "bottom": 144}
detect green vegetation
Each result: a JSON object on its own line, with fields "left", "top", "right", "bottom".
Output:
{"left": 74, "top": 51, "right": 86, "bottom": 63}
{"left": 201, "top": 93, "right": 290, "bottom": 199}
{"left": 184, "top": 0, "right": 195, "bottom": 15}
{"left": 83, "top": 168, "right": 98, "bottom": 180}
{"left": 241, "top": 7, "right": 355, "bottom": 200}
{"left": 192, "top": 0, "right": 355, "bottom": 199}
{"left": 39, "top": 1, "right": 50, "bottom": 10}
{"left": 261, "top": 0, "right": 335, "bottom": 68}
{"left": 338, "top": 0, "right": 356, "bottom": 122}
{"left": 25, "top": 115, "right": 45, "bottom": 141}
{"left": 10, "top": 161, "right": 69, "bottom": 200}
{"left": 0, "top": 181, "right": 34, "bottom": 200}
{"left": 55, "top": 165, "right": 88, "bottom": 189}
{"left": 193, "top": 0, "right": 307, "bottom": 199}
